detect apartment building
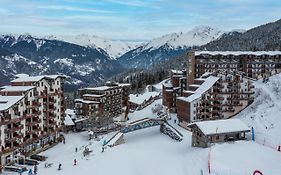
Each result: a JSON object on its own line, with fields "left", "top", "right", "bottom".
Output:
{"left": 162, "top": 51, "right": 281, "bottom": 125}
{"left": 176, "top": 71, "right": 254, "bottom": 125}
{"left": 162, "top": 70, "right": 186, "bottom": 110}
{"left": 188, "top": 51, "right": 281, "bottom": 80}
{"left": 75, "top": 82, "right": 131, "bottom": 128}
{"left": 0, "top": 74, "right": 65, "bottom": 166}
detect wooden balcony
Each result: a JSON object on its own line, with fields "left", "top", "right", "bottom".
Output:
{"left": 2, "top": 147, "right": 17, "bottom": 154}
{"left": 1, "top": 116, "right": 23, "bottom": 125}
{"left": 4, "top": 125, "right": 24, "bottom": 133}
{"left": 26, "top": 121, "right": 39, "bottom": 127}
{"left": 26, "top": 129, "right": 38, "bottom": 135}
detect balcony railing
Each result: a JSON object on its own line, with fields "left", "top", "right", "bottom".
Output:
{"left": 4, "top": 125, "right": 24, "bottom": 133}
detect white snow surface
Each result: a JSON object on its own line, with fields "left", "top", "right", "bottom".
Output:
{"left": 142, "top": 26, "right": 223, "bottom": 51}
{"left": 64, "top": 115, "right": 75, "bottom": 126}
{"left": 190, "top": 119, "right": 250, "bottom": 135}
{"left": 11, "top": 95, "right": 281, "bottom": 175}
{"left": 0, "top": 95, "right": 24, "bottom": 111}
{"left": 46, "top": 34, "right": 136, "bottom": 59}
{"left": 236, "top": 72, "right": 281, "bottom": 146}
{"left": 177, "top": 75, "right": 220, "bottom": 102}
{"left": 196, "top": 51, "right": 281, "bottom": 56}
{"left": 0, "top": 85, "right": 35, "bottom": 92}
{"left": 10, "top": 78, "right": 281, "bottom": 175}
{"left": 129, "top": 91, "right": 160, "bottom": 105}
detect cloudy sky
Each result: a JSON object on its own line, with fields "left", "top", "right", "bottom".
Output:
{"left": 0, "top": 0, "right": 280, "bottom": 41}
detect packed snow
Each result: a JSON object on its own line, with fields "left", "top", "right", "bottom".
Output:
{"left": 129, "top": 91, "right": 160, "bottom": 105}
{"left": 189, "top": 119, "right": 250, "bottom": 135}
{"left": 236, "top": 73, "right": 281, "bottom": 148}
{"left": 7, "top": 95, "right": 280, "bottom": 175}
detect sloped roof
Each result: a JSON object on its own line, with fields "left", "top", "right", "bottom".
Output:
{"left": 0, "top": 95, "right": 24, "bottom": 111}
{"left": 195, "top": 51, "right": 281, "bottom": 56}
{"left": 177, "top": 76, "right": 220, "bottom": 102}
{"left": 189, "top": 119, "right": 250, "bottom": 135}
{"left": 0, "top": 86, "right": 35, "bottom": 92}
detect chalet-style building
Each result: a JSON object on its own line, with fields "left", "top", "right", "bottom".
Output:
{"left": 0, "top": 74, "right": 65, "bottom": 166}
{"left": 74, "top": 82, "right": 131, "bottom": 128}
{"left": 188, "top": 119, "right": 250, "bottom": 147}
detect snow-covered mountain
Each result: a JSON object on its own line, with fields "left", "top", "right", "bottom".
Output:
{"left": 118, "top": 26, "right": 224, "bottom": 69}
{"left": 144, "top": 26, "right": 223, "bottom": 51}
{"left": 46, "top": 34, "right": 136, "bottom": 59}
{"left": 0, "top": 34, "right": 124, "bottom": 90}
{"left": 201, "top": 19, "right": 281, "bottom": 51}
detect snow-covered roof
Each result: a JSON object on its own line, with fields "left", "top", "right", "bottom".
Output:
{"left": 83, "top": 94, "right": 105, "bottom": 98}
{"left": 11, "top": 75, "right": 45, "bottom": 82}
{"left": 177, "top": 76, "right": 219, "bottom": 102}
{"left": 195, "top": 51, "right": 281, "bottom": 56}
{"left": 153, "top": 78, "right": 169, "bottom": 90}
{"left": 64, "top": 115, "right": 75, "bottom": 126}
{"left": 74, "top": 99, "right": 100, "bottom": 104}
{"left": 177, "top": 94, "right": 201, "bottom": 103}
{"left": 171, "top": 70, "right": 183, "bottom": 74}
{"left": 183, "top": 90, "right": 195, "bottom": 93}
{"left": 45, "top": 75, "right": 65, "bottom": 79}
{"left": 0, "top": 95, "right": 24, "bottom": 111}
{"left": 0, "top": 85, "right": 36, "bottom": 92}
{"left": 11, "top": 74, "right": 65, "bottom": 82}
{"left": 82, "top": 86, "right": 114, "bottom": 91}
{"left": 117, "top": 83, "right": 131, "bottom": 87}
{"left": 65, "top": 109, "right": 76, "bottom": 119}
{"left": 163, "top": 80, "right": 173, "bottom": 88}
{"left": 129, "top": 91, "right": 160, "bottom": 105}
{"left": 189, "top": 119, "right": 250, "bottom": 135}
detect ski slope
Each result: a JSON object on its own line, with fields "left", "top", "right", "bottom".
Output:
{"left": 236, "top": 73, "right": 281, "bottom": 148}
{"left": 9, "top": 97, "right": 280, "bottom": 175}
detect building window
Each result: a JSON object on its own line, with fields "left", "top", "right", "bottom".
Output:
{"left": 216, "top": 135, "right": 219, "bottom": 140}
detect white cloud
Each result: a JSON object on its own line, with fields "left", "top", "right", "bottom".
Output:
{"left": 37, "top": 5, "right": 115, "bottom": 14}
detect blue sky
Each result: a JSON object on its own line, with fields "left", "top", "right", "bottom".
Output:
{"left": 0, "top": 0, "right": 280, "bottom": 41}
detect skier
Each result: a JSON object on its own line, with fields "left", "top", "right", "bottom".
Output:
{"left": 58, "top": 163, "right": 62, "bottom": 170}
{"left": 102, "top": 146, "right": 105, "bottom": 152}
{"left": 74, "top": 159, "right": 77, "bottom": 166}
{"left": 28, "top": 169, "right": 33, "bottom": 175}
{"left": 19, "top": 169, "right": 23, "bottom": 175}
{"left": 34, "top": 164, "right": 38, "bottom": 174}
